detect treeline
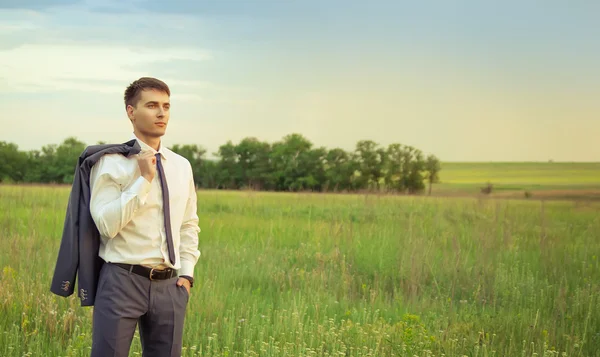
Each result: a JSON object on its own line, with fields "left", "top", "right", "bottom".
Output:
{"left": 0, "top": 133, "right": 441, "bottom": 194}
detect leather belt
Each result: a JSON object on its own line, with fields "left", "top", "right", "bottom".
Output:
{"left": 112, "top": 263, "right": 178, "bottom": 281}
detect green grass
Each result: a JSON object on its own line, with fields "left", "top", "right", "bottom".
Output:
{"left": 1, "top": 185, "right": 599, "bottom": 356}
{"left": 435, "top": 162, "right": 600, "bottom": 196}
{"left": 440, "top": 162, "right": 600, "bottom": 185}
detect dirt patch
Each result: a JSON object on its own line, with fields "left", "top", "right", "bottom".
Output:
{"left": 492, "top": 189, "right": 600, "bottom": 201}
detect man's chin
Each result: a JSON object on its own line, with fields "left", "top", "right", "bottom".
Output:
{"left": 147, "top": 130, "right": 166, "bottom": 138}
{"left": 135, "top": 127, "right": 166, "bottom": 139}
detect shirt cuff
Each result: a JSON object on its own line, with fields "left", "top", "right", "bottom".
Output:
{"left": 128, "top": 176, "right": 152, "bottom": 205}
{"left": 179, "top": 259, "right": 196, "bottom": 278}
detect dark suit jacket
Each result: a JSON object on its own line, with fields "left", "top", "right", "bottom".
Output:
{"left": 50, "top": 139, "right": 141, "bottom": 306}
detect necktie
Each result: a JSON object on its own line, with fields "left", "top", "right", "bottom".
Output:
{"left": 155, "top": 153, "right": 176, "bottom": 265}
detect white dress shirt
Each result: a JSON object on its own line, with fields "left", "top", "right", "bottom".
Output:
{"left": 89, "top": 134, "right": 201, "bottom": 277}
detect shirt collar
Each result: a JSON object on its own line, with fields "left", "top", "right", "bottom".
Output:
{"left": 132, "top": 133, "right": 168, "bottom": 161}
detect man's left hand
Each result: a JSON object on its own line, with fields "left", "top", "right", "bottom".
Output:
{"left": 176, "top": 277, "right": 191, "bottom": 296}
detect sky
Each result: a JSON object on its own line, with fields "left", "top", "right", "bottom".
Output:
{"left": 0, "top": 0, "right": 598, "bottom": 162}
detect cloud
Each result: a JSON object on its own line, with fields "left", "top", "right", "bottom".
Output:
{"left": 0, "top": 41, "right": 212, "bottom": 94}
{"left": 130, "top": 0, "right": 306, "bottom": 16}
{"left": 0, "top": 3, "right": 208, "bottom": 48}
{"left": 0, "top": 4, "right": 218, "bottom": 90}
{"left": 0, "top": 21, "right": 40, "bottom": 32}
{"left": 0, "top": 3, "right": 256, "bottom": 117}
{"left": 0, "top": 0, "right": 81, "bottom": 10}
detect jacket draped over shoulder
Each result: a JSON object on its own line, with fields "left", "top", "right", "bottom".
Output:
{"left": 50, "top": 139, "right": 141, "bottom": 307}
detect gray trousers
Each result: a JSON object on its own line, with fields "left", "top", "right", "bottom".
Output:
{"left": 90, "top": 262, "right": 189, "bottom": 357}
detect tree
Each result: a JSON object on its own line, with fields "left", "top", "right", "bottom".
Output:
{"left": 53, "top": 137, "right": 87, "bottom": 183}
{"left": 424, "top": 154, "right": 441, "bottom": 195}
{"left": 298, "top": 146, "right": 327, "bottom": 191}
{"left": 169, "top": 144, "right": 206, "bottom": 187}
{"left": 324, "top": 148, "right": 359, "bottom": 192}
{"left": 402, "top": 146, "right": 425, "bottom": 194}
{"left": 384, "top": 143, "right": 405, "bottom": 191}
{"left": 0, "top": 142, "right": 28, "bottom": 183}
{"left": 215, "top": 141, "right": 238, "bottom": 189}
{"left": 0, "top": 134, "right": 442, "bottom": 193}
{"left": 197, "top": 159, "right": 219, "bottom": 189}
{"left": 234, "top": 137, "right": 272, "bottom": 190}
{"left": 382, "top": 144, "right": 427, "bottom": 194}
{"left": 269, "top": 133, "right": 314, "bottom": 191}
{"left": 354, "top": 140, "right": 386, "bottom": 191}
{"left": 23, "top": 149, "right": 43, "bottom": 183}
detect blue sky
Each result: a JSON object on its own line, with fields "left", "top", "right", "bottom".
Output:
{"left": 1, "top": 0, "right": 598, "bottom": 161}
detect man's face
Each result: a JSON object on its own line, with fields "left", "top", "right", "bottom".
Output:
{"left": 127, "top": 89, "right": 170, "bottom": 138}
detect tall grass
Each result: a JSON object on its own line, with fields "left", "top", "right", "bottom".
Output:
{"left": 0, "top": 186, "right": 598, "bottom": 356}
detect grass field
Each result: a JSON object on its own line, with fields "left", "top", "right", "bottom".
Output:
{"left": 440, "top": 162, "right": 599, "bottom": 185}
{"left": 1, "top": 175, "right": 599, "bottom": 356}
{"left": 435, "top": 162, "right": 600, "bottom": 199}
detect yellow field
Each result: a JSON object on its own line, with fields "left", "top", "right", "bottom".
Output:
{"left": 432, "top": 162, "right": 599, "bottom": 200}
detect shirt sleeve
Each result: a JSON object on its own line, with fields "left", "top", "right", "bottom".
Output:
{"left": 89, "top": 155, "right": 152, "bottom": 239}
{"left": 178, "top": 161, "right": 201, "bottom": 277}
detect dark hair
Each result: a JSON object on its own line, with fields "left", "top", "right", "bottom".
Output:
{"left": 124, "top": 77, "right": 170, "bottom": 108}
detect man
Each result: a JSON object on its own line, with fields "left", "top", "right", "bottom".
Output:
{"left": 89, "top": 77, "right": 201, "bottom": 356}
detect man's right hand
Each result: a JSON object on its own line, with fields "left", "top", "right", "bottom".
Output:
{"left": 137, "top": 151, "right": 157, "bottom": 183}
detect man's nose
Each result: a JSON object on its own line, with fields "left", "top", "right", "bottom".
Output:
{"left": 157, "top": 108, "right": 165, "bottom": 117}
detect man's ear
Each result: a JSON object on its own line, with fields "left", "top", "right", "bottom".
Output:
{"left": 126, "top": 104, "right": 135, "bottom": 120}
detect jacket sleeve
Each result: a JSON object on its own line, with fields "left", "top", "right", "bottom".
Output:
{"left": 178, "top": 161, "right": 201, "bottom": 277}
{"left": 89, "top": 155, "right": 152, "bottom": 239}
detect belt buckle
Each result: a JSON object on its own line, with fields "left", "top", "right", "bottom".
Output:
{"left": 149, "top": 268, "right": 156, "bottom": 281}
